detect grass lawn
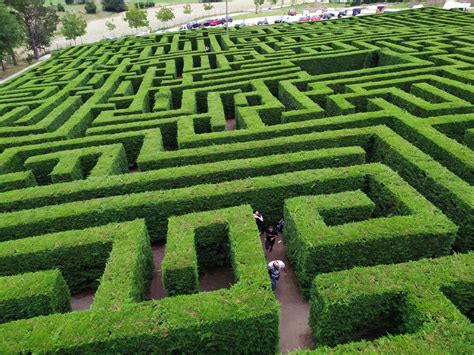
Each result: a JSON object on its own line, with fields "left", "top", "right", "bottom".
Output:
{"left": 0, "top": 61, "right": 36, "bottom": 82}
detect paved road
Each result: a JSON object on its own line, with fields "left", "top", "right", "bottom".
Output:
{"left": 50, "top": 0, "right": 258, "bottom": 49}
{"left": 49, "top": 0, "right": 327, "bottom": 50}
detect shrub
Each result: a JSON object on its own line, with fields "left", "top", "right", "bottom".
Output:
{"left": 102, "top": 0, "right": 127, "bottom": 12}
{"left": 84, "top": 1, "right": 97, "bottom": 14}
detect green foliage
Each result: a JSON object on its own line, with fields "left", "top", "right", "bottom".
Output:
{"left": 102, "top": 0, "right": 127, "bottom": 12}
{"left": 155, "top": 6, "right": 175, "bottom": 24}
{"left": 6, "top": 0, "right": 59, "bottom": 59}
{"left": 124, "top": 6, "right": 149, "bottom": 30}
{"left": 304, "top": 253, "right": 474, "bottom": 352}
{"left": 183, "top": 3, "right": 191, "bottom": 14}
{"left": 202, "top": 2, "right": 213, "bottom": 11}
{"left": 105, "top": 19, "right": 116, "bottom": 32}
{"left": 84, "top": 1, "right": 97, "bottom": 14}
{"left": 0, "top": 270, "right": 70, "bottom": 324}
{"left": 0, "top": 5, "right": 24, "bottom": 64}
{"left": 61, "top": 12, "right": 87, "bottom": 43}
{"left": 0, "top": 7, "right": 473, "bottom": 353}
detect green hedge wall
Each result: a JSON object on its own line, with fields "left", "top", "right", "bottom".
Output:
{"left": 304, "top": 253, "right": 473, "bottom": 352}
{"left": 0, "top": 270, "right": 70, "bottom": 324}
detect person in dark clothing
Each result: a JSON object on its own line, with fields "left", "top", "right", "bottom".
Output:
{"left": 253, "top": 210, "right": 264, "bottom": 235}
{"left": 265, "top": 225, "right": 278, "bottom": 252}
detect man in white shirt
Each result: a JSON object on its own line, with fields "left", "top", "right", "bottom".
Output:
{"left": 268, "top": 260, "right": 286, "bottom": 292}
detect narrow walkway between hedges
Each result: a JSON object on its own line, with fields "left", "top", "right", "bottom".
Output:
{"left": 260, "top": 233, "right": 314, "bottom": 353}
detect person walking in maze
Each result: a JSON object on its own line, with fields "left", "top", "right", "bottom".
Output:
{"left": 268, "top": 260, "right": 286, "bottom": 292}
{"left": 265, "top": 225, "right": 278, "bottom": 252}
{"left": 276, "top": 217, "right": 285, "bottom": 234}
{"left": 253, "top": 210, "right": 264, "bottom": 235}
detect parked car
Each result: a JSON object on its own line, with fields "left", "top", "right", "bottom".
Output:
{"left": 257, "top": 18, "right": 269, "bottom": 25}
{"left": 298, "top": 16, "right": 310, "bottom": 23}
{"left": 234, "top": 21, "right": 246, "bottom": 29}
{"left": 310, "top": 15, "right": 321, "bottom": 22}
{"left": 337, "top": 10, "right": 347, "bottom": 18}
{"left": 186, "top": 21, "right": 201, "bottom": 29}
{"left": 209, "top": 18, "right": 223, "bottom": 26}
{"left": 274, "top": 16, "right": 287, "bottom": 23}
{"left": 201, "top": 19, "right": 214, "bottom": 26}
{"left": 352, "top": 8, "right": 362, "bottom": 16}
{"left": 221, "top": 17, "right": 233, "bottom": 23}
{"left": 322, "top": 13, "right": 334, "bottom": 20}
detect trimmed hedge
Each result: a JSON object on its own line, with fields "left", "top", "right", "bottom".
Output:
{"left": 0, "top": 270, "right": 70, "bottom": 324}
{"left": 0, "top": 220, "right": 151, "bottom": 295}
{"left": 163, "top": 205, "right": 258, "bottom": 295}
{"left": 305, "top": 253, "right": 473, "bottom": 352}
{"left": 284, "top": 165, "right": 457, "bottom": 296}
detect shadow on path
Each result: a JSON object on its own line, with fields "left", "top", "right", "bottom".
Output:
{"left": 260, "top": 233, "right": 313, "bottom": 353}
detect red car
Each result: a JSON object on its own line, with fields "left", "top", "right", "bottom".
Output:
{"left": 209, "top": 19, "right": 223, "bottom": 26}
{"left": 298, "top": 16, "right": 310, "bottom": 23}
{"left": 310, "top": 15, "right": 321, "bottom": 22}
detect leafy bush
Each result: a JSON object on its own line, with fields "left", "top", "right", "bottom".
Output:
{"left": 102, "top": 0, "right": 127, "bottom": 12}
{"left": 84, "top": 1, "right": 97, "bottom": 14}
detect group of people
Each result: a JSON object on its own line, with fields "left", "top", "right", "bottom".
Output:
{"left": 253, "top": 210, "right": 286, "bottom": 292}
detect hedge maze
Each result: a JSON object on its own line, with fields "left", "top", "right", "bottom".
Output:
{"left": 0, "top": 7, "right": 473, "bottom": 353}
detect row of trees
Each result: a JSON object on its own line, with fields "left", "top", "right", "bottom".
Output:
{"left": 124, "top": 6, "right": 175, "bottom": 31}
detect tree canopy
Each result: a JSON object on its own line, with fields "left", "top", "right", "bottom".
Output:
{"left": 155, "top": 6, "right": 175, "bottom": 25}
{"left": 61, "top": 12, "right": 87, "bottom": 44}
{"left": 124, "top": 6, "right": 149, "bottom": 30}
{"left": 102, "top": 0, "right": 127, "bottom": 12}
{"left": 0, "top": 4, "right": 24, "bottom": 67}
{"left": 5, "top": 0, "right": 59, "bottom": 60}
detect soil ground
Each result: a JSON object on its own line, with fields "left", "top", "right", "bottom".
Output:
{"left": 260, "top": 232, "right": 314, "bottom": 353}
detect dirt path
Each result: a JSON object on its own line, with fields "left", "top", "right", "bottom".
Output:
{"left": 261, "top": 232, "right": 313, "bottom": 353}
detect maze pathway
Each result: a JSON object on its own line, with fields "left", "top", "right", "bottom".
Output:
{"left": 0, "top": 7, "right": 473, "bottom": 354}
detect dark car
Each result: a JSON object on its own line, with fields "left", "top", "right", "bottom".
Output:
{"left": 186, "top": 21, "right": 201, "bottom": 29}
{"left": 274, "top": 16, "right": 287, "bottom": 23}
{"left": 257, "top": 18, "right": 268, "bottom": 25}
{"left": 337, "top": 10, "right": 347, "bottom": 18}
{"left": 221, "top": 17, "right": 233, "bottom": 23}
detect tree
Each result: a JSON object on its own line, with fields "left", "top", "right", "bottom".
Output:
{"left": 61, "top": 12, "right": 87, "bottom": 44}
{"left": 102, "top": 0, "right": 127, "bottom": 12}
{"left": 84, "top": 2, "right": 97, "bottom": 14}
{"left": 155, "top": 6, "right": 175, "bottom": 29}
{"left": 183, "top": 3, "right": 192, "bottom": 15}
{"left": 105, "top": 19, "right": 116, "bottom": 34}
{"left": 5, "top": 0, "right": 59, "bottom": 60}
{"left": 0, "top": 5, "right": 24, "bottom": 67}
{"left": 202, "top": 2, "right": 213, "bottom": 11}
{"left": 268, "top": 0, "right": 277, "bottom": 10}
{"left": 124, "top": 6, "right": 149, "bottom": 31}
{"left": 254, "top": 0, "right": 264, "bottom": 13}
